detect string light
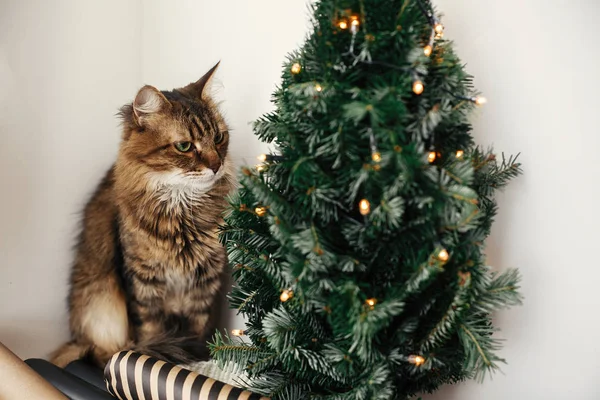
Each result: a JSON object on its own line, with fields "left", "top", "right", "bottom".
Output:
{"left": 455, "top": 150, "right": 464, "bottom": 159}
{"left": 365, "top": 298, "right": 377, "bottom": 309}
{"left": 423, "top": 45, "right": 433, "bottom": 57}
{"left": 359, "top": 199, "right": 371, "bottom": 215}
{"left": 257, "top": 154, "right": 267, "bottom": 162}
{"left": 338, "top": 20, "right": 348, "bottom": 29}
{"left": 280, "top": 289, "right": 293, "bottom": 302}
{"left": 368, "top": 128, "right": 381, "bottom": 164}
{"left": 350, "top": 16, "right": 360, "bottom": 33}
{"left": 427, "top": 151, "right": 437, "bottom": 163}
{"left": 434, "top": 22, "right": 444, "bottom": 38}
{"left": 256, "top": 164, "right": 266, "bottom": 172}
{"left": 315, "top": 84, "right": 323, "bottom": 92}
{"left": 437, "top": 248, "right": 450, "bottom": 262}
{"left": 291, "top": 63, "right": 302, "bottom": 75}
{"left": 474, "top": 96, "right": 487, "bottom": 106}
{"left": 255, "top": 206, "right": 267, "bottom": 217}
{"left": 408, "top": 355, "right": 426, "bottom": 366}
{"left": 413, "top": 80, "right": 424, "bottom": 95}
{"left": 231, "top": 329, "right": 245, "bottom": 336}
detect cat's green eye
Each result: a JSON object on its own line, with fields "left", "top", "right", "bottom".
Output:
{"left": 215, "top": 131, "right": 226, "bottom": 144}
{"left": 174, "top": 142, "right": 193, "bottom": 152}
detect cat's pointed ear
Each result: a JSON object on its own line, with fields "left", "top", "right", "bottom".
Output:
{"left": 133, "top": 85, "right": 170, "bottom": 122}
{"left": 182, "top": 61, "right": 220, "bottom": 99}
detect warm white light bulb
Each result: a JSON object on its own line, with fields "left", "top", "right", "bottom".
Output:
{"left": 413, "top": 80, "right": 424, "bottom": 95}
{"left": 359, "top": 199, "right": 371, "bottom": 215}
{"left": 280, "top": 289, "right": 293, "bottom": 302}
{"left": 475, "top": 96, "right": 487, "bottom": 106}
{"left": 409, "top": 355, "right": 426, "bottom": 366}
{"left": 437, "top": 249, "right": 450, "bottom": 262}
{"left": 428, "top": 151, "right": 437, "bottom": 163}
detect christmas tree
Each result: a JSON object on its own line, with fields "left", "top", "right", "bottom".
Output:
{"left": 211, "top": 0, "right": 522, "bottom": 399}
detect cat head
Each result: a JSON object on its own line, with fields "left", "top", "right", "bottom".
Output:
{"left": 117, "top": 62, "right": 231, "bottom": 195}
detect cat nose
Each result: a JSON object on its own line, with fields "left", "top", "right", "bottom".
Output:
{"left": 200, "top": 150, "right": 221, "bottom": 174}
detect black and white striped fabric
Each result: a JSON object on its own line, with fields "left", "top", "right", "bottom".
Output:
{"left": 104, "top": 351, "right": 268, "bottom": 400}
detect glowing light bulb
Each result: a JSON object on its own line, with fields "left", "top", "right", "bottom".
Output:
{"left": 413, "top": 80, "right": 424, "bottom": 95}
{"left": 280, "top": 289, "right": 293, "bottom": 302}
{"left": 359, "top": 199, "right": 371, "bottom": 215}
{"left": 315, "top": 84, "right": 323, "bottom": 92}
{"left": 338, "top": 20, "right": 348, "bottom": 29}
{"left": 257, "top": 154, "right": 267, "bottom": 162}
{"left": 231, "top": 329, "right": 245, "bottom": 336}
{"left": 371, "top": 152, "right": 381, "bottom": 162}
{"left": 455, "top": 150, "right": 464, "bottom": 159}
{"left": 428, "top": 151, "right": 437, "bottom": 163}
{"left": 255, "top": 206, "right": 267, "bottom": 217}
{"left": 291, "top": 63, "right": 302, "bottom": 74}
{"left": 434, "top": 23, "right": 444, "bottom": 34}
{"left": 475, "top": 96, "right": 487, "bottom": 106}
{"left": 256, "top": 164, "right": 266, "bottom": 172}
{"left": 437, "top": 249, "right": 450, "bottom": 262}
{"left": 365, "top": 298, "right": 377, "bottom": 309}
{"left": 409, "top": 355, "right": 426, "bottom": 366}
{"left": 423, "top": 45, "right": 433, "bottom": 57}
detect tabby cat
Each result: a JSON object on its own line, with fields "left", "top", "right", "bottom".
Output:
{"left": 51, "top": 63, "right": 234, "bottom": 367}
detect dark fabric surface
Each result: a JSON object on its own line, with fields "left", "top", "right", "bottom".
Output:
{"left": 25, "top": 359, "right": 114, "bottom": 400}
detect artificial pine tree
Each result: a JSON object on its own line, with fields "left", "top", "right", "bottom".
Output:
{"left": 211, "top": 1, "right": 522, "bottom": 399}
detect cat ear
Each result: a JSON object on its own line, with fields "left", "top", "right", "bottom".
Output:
{"left": 133, "top": 85, "right": 170, "bottom": 121}
{"left": 182, "top": 61, "right": 220, "bottom": 99}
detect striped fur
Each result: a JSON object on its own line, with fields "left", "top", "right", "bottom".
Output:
{"left": 105, "top": 351, "right": 268, "bottom": 400}
{"left": 51, "top": 63, "right": 235, "bottom": 368}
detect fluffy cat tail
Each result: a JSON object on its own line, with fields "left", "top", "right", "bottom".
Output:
{"left": 50, "top": 341, "right": 93, "bottom": 368}
{"left": 51, "top": 334, "right": 209, "bottom": 368}
{"left": 131, "top": 331, "right": 210, "bottom": 366}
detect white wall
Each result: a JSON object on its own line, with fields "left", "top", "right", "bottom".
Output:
{"left": 426, "top": 0, "right": 600, "bottom": 399}
{"left": 0, "top": 0, "right": 142, "bottom": 359}
{"left": 2, "top": 1, "right": 600, "bottom": 399}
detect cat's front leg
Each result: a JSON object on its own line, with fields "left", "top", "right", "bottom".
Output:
{"left": 130, "top": 273, "right": 166, "bottom": 342}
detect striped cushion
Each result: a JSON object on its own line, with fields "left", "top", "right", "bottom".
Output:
{"left": 104, "top": 351, "right": 268, "bottom": 400}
